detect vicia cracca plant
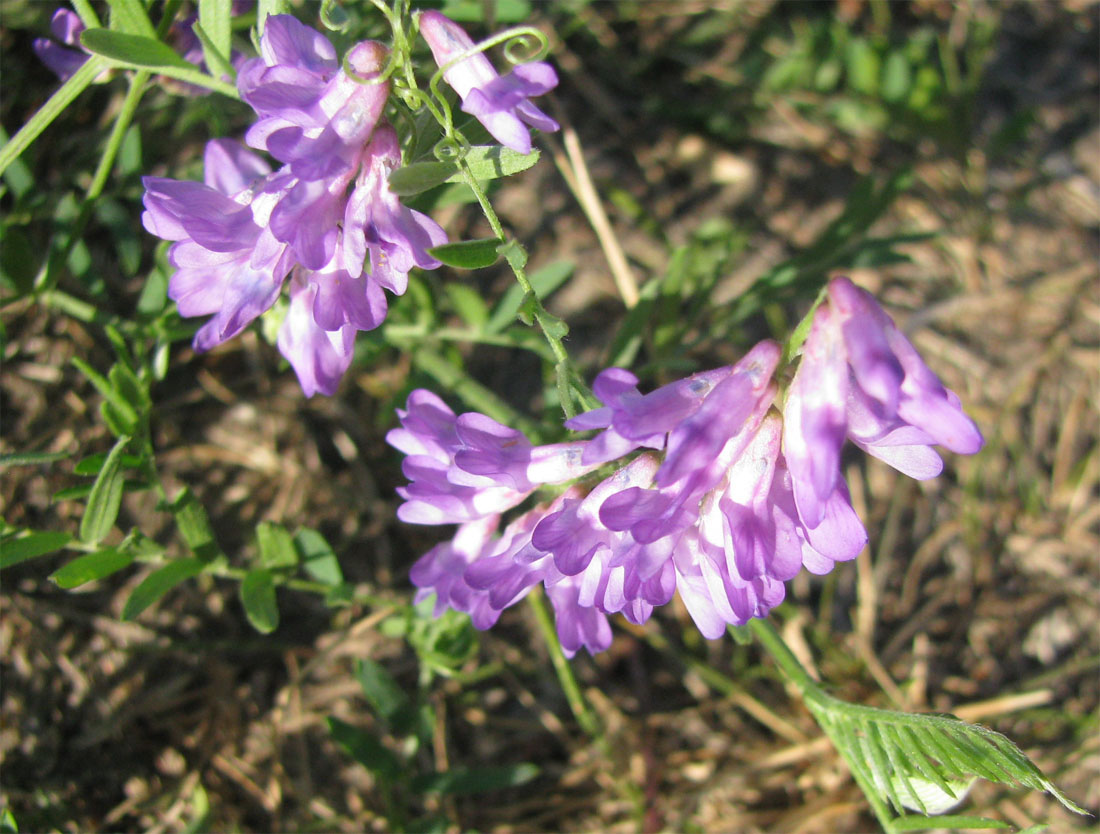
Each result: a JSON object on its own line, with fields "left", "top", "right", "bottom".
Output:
{"left": 1, "top": 2, "right": 1088, "bottom": 832}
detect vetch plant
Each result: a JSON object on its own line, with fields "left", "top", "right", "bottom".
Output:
{"left": 0, "top": 2, "right": 1089, "bottom": 832}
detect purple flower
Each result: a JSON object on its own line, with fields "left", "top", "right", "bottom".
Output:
{"left": 783, "top": 276, "right": 983, "bottom": 526}
{"left": 418, "top": 10, "right": 559, "bottom": 154}
{"left": 33, "top": 9, "right": 89, "bottom": 82}
{"left": 142, "top": 139, "right": 294, "bottom": 352}
{"left": 143, "top": 17, "right": 452, "bottom": 396}
{"left": 239, "top": 16, "right": 391, "bottom": 179}
{"left": 394, "top": 282, "right": 982, "bottom": 655}
{"left": 277, "top": 273, "right": 357, "bottom": 397}
{"left": 410, "top": 515, "right": 504, "bottom": 630}
{"left": 386, "top": 389, "right": 595, "bottom": 524}
{"left": 341, "top": 126, "right": 447, "bottom": 292}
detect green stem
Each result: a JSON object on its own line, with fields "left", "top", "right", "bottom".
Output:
{"left": 0, "top": 55, "right": 109, "bottom": 180}
{"left": 747, "top": 618, "right": 821, "bottom": 698}
{"left": 525, "top": 588, "right": 600, "bottom": 737}
{"left": 456, "top": 158, "right": 590, "bottom": 418}
{"left": 35, "top": 70, "right": 151, "bottom": 292}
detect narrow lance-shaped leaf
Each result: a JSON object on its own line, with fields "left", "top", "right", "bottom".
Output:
{"left": 50, "top": 548, "right": 134, "bottom": 589}
{"left": 429, "top": 238, "right": 501, "bottom": 270}
{"left": 410, "top": 763, "right": 539, "bottom": 796}
{"left": 294, "top": 527, "right": 342, "bottom": 585}
{"left": 72, "top": 357, "right": 139, "bottom": 435}
{"left": 105, "top": 0, "right": 157, "bottom": 37}
{"left": 256, "top": 521, "right": 298, "bottom": 569}
{"left": 0, "top": 531, "right": 73, "bottom": 570}
{"left": 121, "top": 557, "right": 205, "bottom": 620}
{"left": 171, "top": 487, "right": 223, "bottom": 562}
{"left": 198, "top": 0, "right": 232, "bottom": 74}
{"left": 355, "top": 659, "right": 416, "bottom": 735}
{"left": 327, "top": 717, "right": 401, "bottom": 780}
{"left": 80, "top": 30, "right": 238, "bottom": 98}
{"left": 240, "top": 569, "right": 279, "bottom": 633}
{"left": 80, "top": 435, "right": 131, "bottom": 545}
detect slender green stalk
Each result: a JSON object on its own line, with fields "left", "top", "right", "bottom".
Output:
{"left": 525, "top": 588, "right": 600, "bottom": 737}
{"left": 0, "top": 56, "right": 109, "bottom": 179}
{"left": 746, "top": 618, "right": 821, "bottom": 698}
{"left": 456, "top": 158, "right": 590, "bottom": 418}
{"left": 36, "top": 70, "right": 151, "bottom": 292}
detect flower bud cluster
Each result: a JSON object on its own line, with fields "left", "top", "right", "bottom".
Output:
{"left": 391, "top": 277, "right": 983, "bottom": 656}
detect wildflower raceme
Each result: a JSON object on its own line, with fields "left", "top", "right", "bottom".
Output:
{"left": 392, "top": 277, "right": 984, "bottom": 656}
{"left": 141, "top": 11, "right": 561, "bottom": 396}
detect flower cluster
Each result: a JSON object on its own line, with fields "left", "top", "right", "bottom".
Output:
{"left": 143, "top": 15, "right": 446, "bottom": 395}
{"left": 391, "top": 277, "right": 983, "bottom": 656}
{"left": 142, "top": 12, "right": 559, "bottom": 396}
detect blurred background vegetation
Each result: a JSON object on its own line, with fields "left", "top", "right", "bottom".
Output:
{"left": 1, "top": 1, "right": 1097, "bottom": 831}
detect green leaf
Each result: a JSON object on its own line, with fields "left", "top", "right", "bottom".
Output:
{"left": 0, "top": 531, "right": 73, "bottom": 570}
{"left": 429, "top": 238, "right": 501, "bottom": 270}
{"left": 0, "top": 451, "right": 70, "bottom": 468}
{"left": 355, "top": 659, "right": 416, "bottom": 735}
{"left": 122, "top": 556, "right": 204, "bottom": 617}
{"left": 105, "top": 0, "right": 157, "bottom": 37}
{"left": 240, "top": 568, "right": 279, "bottom": 633}
{"left": 121, "top": 557, "right": 205, "bottom": 620}
{"left": 327, "top": 717, "right": 400, "bottom": 780}
{"left": 806, "top": 693, "right": 1088, "bottom": 823}
{"left": 0, "top": 56, "right": 108, "bottom": 180}
{"left": 170, "top": 488, "right": 223, "bottom": 562}
{"left": 450, "top": 146, "right": 540, "bottom": 183}
{"left": 444, "top": 283, "right": 489, "bottom": 330}
{"left": 410, "top": 763, "right": 539, "bottom": 796}
{"left": 198, "top": 0, "right": 232, "bottom": 75}
{"left": 387, "top": 161, "right": 460, "bottom": 197}
{"left": 74, "top": 452, "right": 143, "bottom": 476}
{"left": 50, "top": 548, "right": 134, "bottom": 589}
{"left": 486, "top": 260, "right": 575, "bottom": 333}
{"left": 255, "top": 521, "right": 298, "bottom": 569}
{"left": 294, "top": 527, "right": 342, "bottom": 585}
{"left": 72, "top": 357, "right": 139, "bottom": 436}
{"left": 81, "top": 28, "right": 190, "bottom": 68}
{"left": 80, "top": 436, "right": 130, "bottom": 545}
{"left": 79, "top": 30, "right": 238, "bottom": 97}
{"left": 890, "top": 816, "right": 1010, "bottom": 831}
{"left": 881, "top": 51, "right": 912, "bottom": 103}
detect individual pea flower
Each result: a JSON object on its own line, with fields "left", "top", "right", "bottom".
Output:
{"left": 385, "top": 389, "right": 596, "bottom": 525}
{"left": 33, "top": 9, "right": 89, "bottom": 82}
{"left": 783, "top": 276, "right": 984, "bottom": 528}
{"left": 418, "top": 10, "right": 560, "bottom": 155}
{"left": 239, "top": 15, "right": 391, "bottom": 180}
{"left": 142, "top": 139, "right": 294, "bottom": 352}
{"left": 341, "top": 125, "right": 447, "bottom": 294}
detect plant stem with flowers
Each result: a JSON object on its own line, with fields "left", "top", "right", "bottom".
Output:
{"left": 1, "top": 2, "right": 1087, "bottom": 830}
